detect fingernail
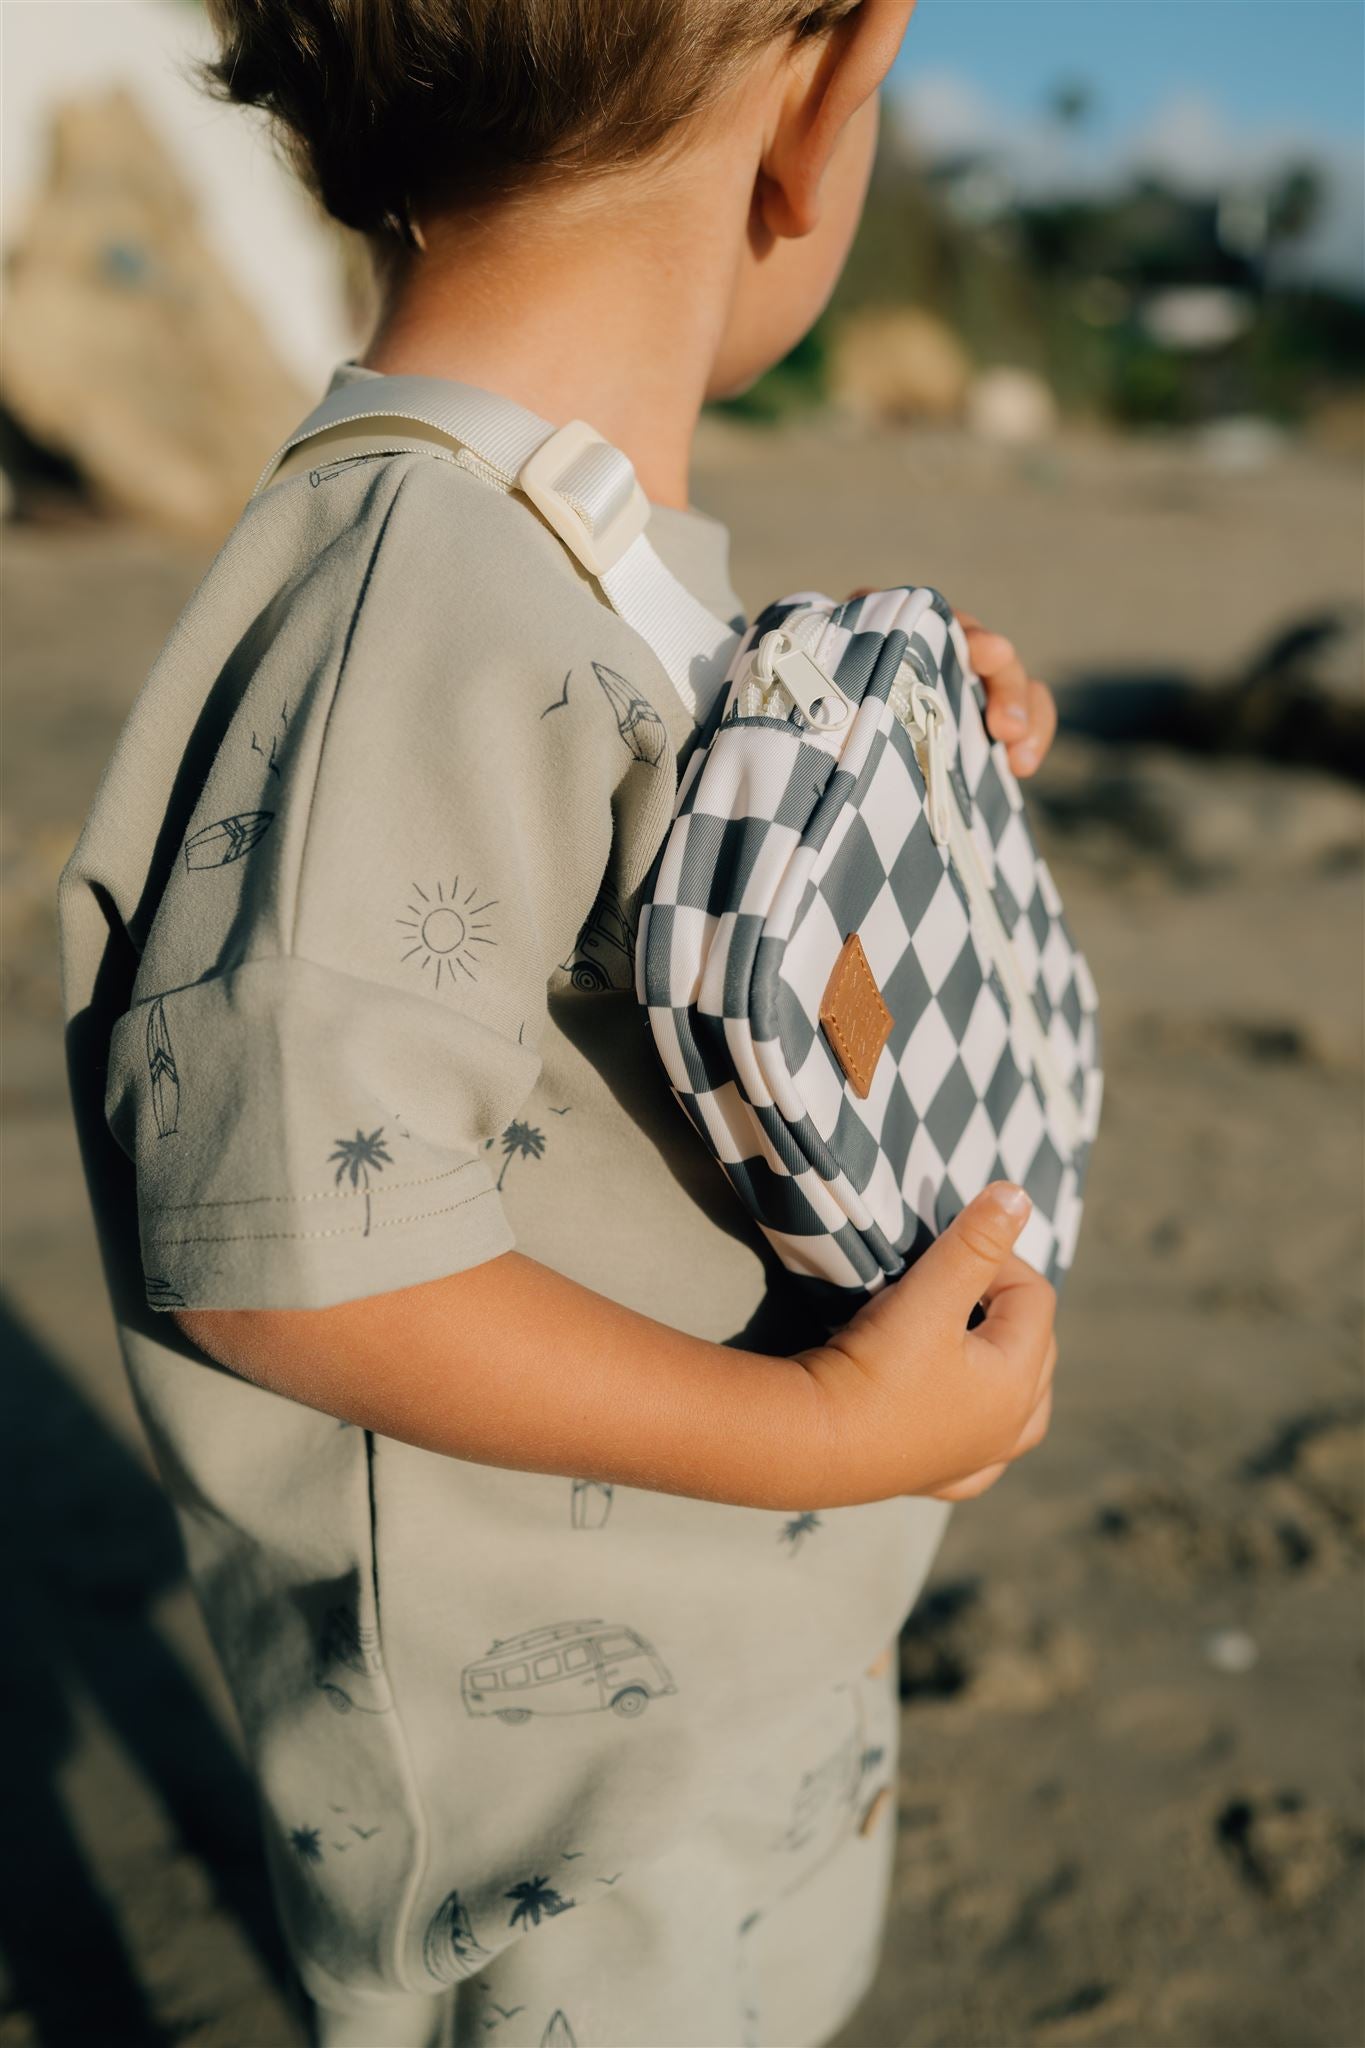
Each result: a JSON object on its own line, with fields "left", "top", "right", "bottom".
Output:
{"left": 1014, "top": 742, "right": 1039, "bottom": 770}
{"left": 999, "top": 704, "right": 1028, "bottom": 727}
{"left": 993, "top": 1184, "right": 1032, "bottom": 1217}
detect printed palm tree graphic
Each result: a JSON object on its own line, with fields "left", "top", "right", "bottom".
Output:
{"left": 505, "top": 1876, "right": 574, "bottom": 1931}
{"left": 329, "top": 1127, "right": 393, "bottom": 1236}
{"left": 495, "top": 1120, "right": 546, "bottom": 1191}
{"left": 289, "top": 1826, "right": 323, "bottom": 1864}
{"left": 779, "top": 1511, "right": 822, "bottom": 1553}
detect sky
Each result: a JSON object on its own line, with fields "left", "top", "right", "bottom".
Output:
{"left": 888, "top": 1, "right": 1365, "bottom": 282}
{"left": 893, "top": 1, "right": 1364, "bottom": 142}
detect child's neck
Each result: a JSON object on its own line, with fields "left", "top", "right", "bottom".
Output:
{"left": 361, "top": 166, "right": 750, "bottom": 511}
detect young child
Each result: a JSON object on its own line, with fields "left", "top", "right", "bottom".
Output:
{"left": 59, "top": 4, "right": 1062, "bottom": 2043}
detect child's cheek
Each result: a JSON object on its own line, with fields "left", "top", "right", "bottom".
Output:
{"left": 708, "top": 99, "right": 880, "bottom": 403}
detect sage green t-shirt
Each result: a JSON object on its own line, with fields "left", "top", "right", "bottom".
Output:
{"left": 58, "top": 366, "right": 949, "bottom": 2004}
{"left": 64, "top": 367, "right": 777, "bottom": 1338}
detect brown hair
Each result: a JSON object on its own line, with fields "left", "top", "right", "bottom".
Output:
{"left": 203, "top": 1, "right": 861, "bottom": 245}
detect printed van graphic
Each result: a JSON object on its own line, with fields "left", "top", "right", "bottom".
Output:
{"left": 461, "top": 1620, "right": 676, "bottom": 1723}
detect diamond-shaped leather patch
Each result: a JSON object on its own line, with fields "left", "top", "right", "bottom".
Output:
{"left": 820, "top": 934, "right": 893, "bottom": 1098}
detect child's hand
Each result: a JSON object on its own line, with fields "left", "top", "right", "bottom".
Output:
{"left": 797, "top": 1183, "right": 1058, "bottom": 1503}
{"left": 844, "top": 591, "right": 1057, "bottom": 777}
{"left": 955, "top": 610, "right": 1057, "bottom": 778}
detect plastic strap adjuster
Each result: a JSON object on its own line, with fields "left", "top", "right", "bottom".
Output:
{"left": 517, "top": 420, "right": 650, "bottom": 577}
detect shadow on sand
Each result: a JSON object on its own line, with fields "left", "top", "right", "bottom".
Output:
{"left": 0, "top": 1294, "right": 290, "bottom": 2045}
{"left": 1053, "top": 607, "right": 1364, "bottom": 780}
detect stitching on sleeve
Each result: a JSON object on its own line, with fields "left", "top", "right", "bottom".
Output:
{"left": 145, "top": 1156, "right": 483, "bottom": 1213}
{"left": 145, "top": 1181, "right": 504, "bottom": 1249}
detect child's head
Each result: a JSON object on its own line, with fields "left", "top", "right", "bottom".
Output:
{"left": 206, "top": 0, "right": 914, "bottom": 400}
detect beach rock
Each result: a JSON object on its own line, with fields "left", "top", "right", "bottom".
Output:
{"left": 830, "top": 306, "right": 971, "bottom": 424}
{"left": 1052, "top": 609, "right": 1365, "bottom": 782}
{"left": 1215, "top": 1791, "right": 1364, "bottom": 1909}
{"left": 1242, "top": 1411, "right": 1365, "bottom": 1548}
{"left": 0, "top": 90, "right": 307, "bottom": 536}
{"left": 1033, "top": 737, "right": 1365, "bottom": 882}
{"left": 1094, "top": 1430, "right": 1362, "bottom": 1584}
{"left": 1093, "top": 1482, "right": 1307, "bottom": 1582}
{"left": 899, "top": 1578, "right": 1090, "bottom": 1713}
{"left": 967, "top": 366, "right": 1059, "bottom": 446}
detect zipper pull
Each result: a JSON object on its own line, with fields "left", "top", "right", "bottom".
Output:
{"left": 752, "top": 626, "right": 853, "bottom": 732}
{"left": 906, "top": 679, "right": 952, "bottom": 843}
{"left": 773, "top": 647, "right": 852, "bottom": 731}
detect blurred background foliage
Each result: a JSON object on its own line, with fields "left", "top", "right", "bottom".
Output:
{"left": 725, "top": 92, "right": 1364, "bottom": 431}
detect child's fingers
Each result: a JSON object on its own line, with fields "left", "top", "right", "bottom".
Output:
{"left": 930, "top": 1460, "right": 1009, "bottom": 1501}
{"left": 927, "top": 1351, "right": 1056, "bottom": 1500}
{"left": 967, "top": 626, "right": 1019, "bottom": 679}
{"left": 885, "top": 1182, "right": 1035, "bottom": 1343}
{"left": 1008, "top": 1379, "right": 1054, "bottom": 1459}
{"left": 1003, "top": 678, "right": 1059, "bottom": 779}
{"left": 967, "top": 1257, "right": 1057, "bottom": 1395}
{"left": 970, "top": 632, "right": 1032, "bottom": 741}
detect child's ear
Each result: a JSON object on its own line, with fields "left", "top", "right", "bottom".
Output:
{"left": 759, "top": 0, "right": 915, "bottom": 240}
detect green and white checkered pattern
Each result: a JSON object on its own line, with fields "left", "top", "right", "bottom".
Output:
{"left": 637, "top": 584, "right": 1103, "bottom": 1321}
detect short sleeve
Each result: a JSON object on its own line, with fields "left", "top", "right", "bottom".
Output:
{"left": 104, "top": 457, "right": 660, "bottom": 1310}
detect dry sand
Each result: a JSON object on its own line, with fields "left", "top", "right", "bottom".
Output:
{"left": 2, "top": 422, "right": 1361, "bottom": 2047}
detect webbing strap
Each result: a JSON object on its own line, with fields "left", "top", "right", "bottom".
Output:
{"left": 255, "top": 373, "right": 739, "bottom": 719}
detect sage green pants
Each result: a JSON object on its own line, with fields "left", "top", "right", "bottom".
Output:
{"left": 311, "top": 1655, "right": 900, "bottom": 2048}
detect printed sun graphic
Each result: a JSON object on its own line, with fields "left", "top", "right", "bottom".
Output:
{"left": 398, "top": 878, "right": 498, "bottom": 990}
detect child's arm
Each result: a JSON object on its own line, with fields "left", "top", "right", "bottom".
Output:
{"left": 175, "top": 1182, "right": 1055, "bottom": 1513}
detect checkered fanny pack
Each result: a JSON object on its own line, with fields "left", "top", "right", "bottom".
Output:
{"left": 636, "top": 584, "right": 1104, "bottom": 1316}
{"left": 262, "top": 378, "right": 1102, "bottom": 1319}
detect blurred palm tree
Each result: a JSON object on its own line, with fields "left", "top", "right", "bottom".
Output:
{"left": 1047, "top": 79, "right": 1095, "bottom": 131}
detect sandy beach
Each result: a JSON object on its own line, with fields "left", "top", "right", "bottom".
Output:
{"left": 2, "top": 419, "right": 1361, "bottom": 2047}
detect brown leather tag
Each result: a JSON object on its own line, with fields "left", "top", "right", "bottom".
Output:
{"left": 820, "top": 934, "right": 893, "bottom": 1098}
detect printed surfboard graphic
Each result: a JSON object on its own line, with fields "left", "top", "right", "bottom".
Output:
{"left": 146, "top": 998, "right": 180, "bottom": 1136}
{"left": 593, "top": 663, "right": 667, "bottom": 767}
{"left": 423, "top": 1889, "right": 490, "bottom": 1982}
{"left": 184, "top": 809, "right": 274, "bottom": 869}
{"left": 570, "top": 1480, "right": 614, "bottom": 1529}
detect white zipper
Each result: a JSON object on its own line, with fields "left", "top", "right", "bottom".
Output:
{"left": 736, "top": 617, "right": 853, "bottom": 730}
{"left": 900, "top": 675, "right": 1083, "bottom": 1158}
